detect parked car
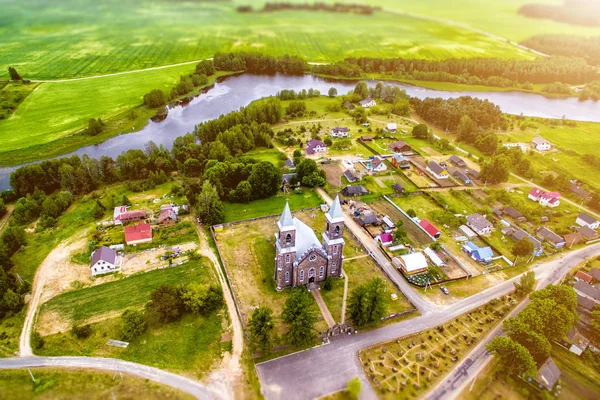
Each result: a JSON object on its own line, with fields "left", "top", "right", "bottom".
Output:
{"left": 440, "top": 286, "right": 449, "bottom": 295}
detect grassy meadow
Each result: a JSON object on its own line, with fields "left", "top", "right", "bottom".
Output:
{"left": 0, "top": 368, "right": 193, "bottom": 400}
{"left": 0, "top": 0, "right": 533, "bottom": 80}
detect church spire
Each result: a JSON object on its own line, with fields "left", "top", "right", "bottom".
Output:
{"left": 278, "top": 200, "right": 295, "bottom": 231}
{"left": 327, "top": 195, "right": 344, "bottom": 223}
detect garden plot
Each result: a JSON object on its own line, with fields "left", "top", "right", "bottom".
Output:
{"left": 361, "top": 295, "right": 518, "bottom": 399}
{"left": 369, "top": 201, "right": 433, "bottom": 247}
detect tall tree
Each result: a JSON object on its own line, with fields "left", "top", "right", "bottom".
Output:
{"left": 504, "top": 318, "right": 551, "bottom": 363}
{"left": 348, "top": 278, "right": 387, "bottom": 328}
{"left": 512, "top": 238, "right": 534, "bottom": 264}
{"left": 248, "top": 306, "right": 275, "bottom": 355}
{"left": 486, "top": 336, "right": 537, "bottom": 378}
{"left": 146, "top": 284, "right": 184, "bottom": 323}
{"left": 411, "top": 123, "right": 428, "bottom": 139}
{"left": 281, "top": 289, "right": 317, "bottom": 346}
{"left": 195, "top": 181, "right": 224, "bottom": 225}
{"left": 8, "top": 67, "right": 21, "bottom": 81}
{"left": 353, "top": 82, "right": 368, "bottom": 99}
{"left": 248, "top": 162, "right": 281, "bottom": 200}
{"left": 120, "top": 309, "right": 147, "bottom": 340}
{"left": 328, "top": 87, "right": 337, "bottom": 97}
{"left": 513, "top": 271, "right": 536, "bottom": 296}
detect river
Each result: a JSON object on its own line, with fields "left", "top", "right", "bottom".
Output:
{"left": 1, "top": 73, "right": 600, "bottom": 190}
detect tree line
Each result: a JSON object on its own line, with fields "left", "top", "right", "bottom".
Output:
{"left": 213, "top": 53, "right": 308, "bottom": 75}
{"left": 312, "top": 56, "right": 598, "bottom": 86}
{"left": 521, "top": 34, "right": 600, "bottom": 67}
{"left": 238, "top": 2, "right": 381, "bottom": 15}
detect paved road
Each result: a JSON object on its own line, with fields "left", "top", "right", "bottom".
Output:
{"left": 0, "top": 356, "right": 215, "bottom": 399}
{"left": 317, "top": 189, "right": 436, "bottom": 314}
{"left": 256, "top": 243, "right": 600, "bottom": 400}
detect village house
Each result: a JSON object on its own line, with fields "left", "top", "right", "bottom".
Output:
{"left": 125, "top": 222, "right": 152, "bottom": 246}
{"left": 90, "top": 246, "right": 122, "bottom": 276}
{"left": 454, "top": 170, "right": 470, "bottom": 184}
{"left": 577, "top": 294, "right": 596, "bottom": 311}
{"left": 343, "top": 101, "right": 355, "bottom": 111}
{"left": 564, "top": 232, "right": 584, "bottom": 247}
{"left": 391, "top": 154, "right": 410, "bottom": 169}
{"left": 574, "top": 270, "right": 593, "bottom": 284}
{"left": 343, "top": 169, "right": 359, "bottom": 183}
{"left": 527, "top": 358, "right": 561, "bottom": 393}
{"left": 386, "top": 123, "right": 397, "bottom": 133}
{"left": 419, "top": 219, "right": 441, "bottom": 239}
{"left": 466, "top": 168, "right": 479, "bottom": 180}
{"left": 577, "top": 225, "right": 599, "bottom": 240}
{"left": 528, "top": 187, "right": 544, "bottom": 201}
{"left": 505, "top": 227, "right": 544, "bottom": 256}
{"left": 368, "top": 157, "right": 387, "bottom": 172}
{"left": 539, "top": 192, "right": 561, "bottom": 208}
{"left": 448, "top": 155, "right": 466, "bottom": 168}
{"left": 536, "top": 227, "right": 566, "bottom": 248}
{"left": 531, "top": 136, "right": 552, "bottom": 151}
{"left": 330, "top": 127, "right": 349, "bottom": 138}
{"left": 377, "top": 232, "right": 393, "bottom": 246}
{"left": 462, "top": 241, "right": 493, "bottom": 264}
{"left": 285, "top": 158, "right": 295, "bottom": 171}
{"left": 503, "top": 206, "right": 525, "bottom": 221}
{"left": 388, "top": 140, "right": 412, "bottom": 154}
{"left": 394, "top": 252, "right": 428, "bottom": 275}
{"left": 426, "top": 161, "right": 449, "bottom": 180}
{"left": 466, "top": 213, "right": 494, "bottom": 236}
{"left": 574, "top": 280, "right": 600, "bottom": 302}
{"left": 157, "top": 208, "right": 178, "bottom": 226}
{"left": 569, "top": 183, "right": 591, "bottom": 202}
{"left": 274, "top": 197, "right": 345, "bottom": 290}
{"left": 502, "top": 142, "right": 528, "bottom": 152}
{"left": 381, "top": 215, "right": 395, "bottom": 230}
{"left": 576, "top": 212, "right": 600, "bottom": 229}
{"left": 359, "top": 96, "right": 376, "bottom": 108}
{"left": 359, "top": 135, "right": 373, "bottom": 142}
{"left": 356, "top": 212, "right": 379, "bottom": 227}
{"left": 566, "top": 327, "right": 590, "bottom": 356}
{"left": 423, "top": 247, "right": 446, "bottom": 267}
{"left": 113, "top": 206, "right": 147, "bottom": 225}
{"left": 342, "top": 185, "right": 369, "bottom": 197}
{"left": 306, "top": 139, "right": 327, "bottom": 155}
{"left": 590, "top": 268, "right": 600, "bottom": 282}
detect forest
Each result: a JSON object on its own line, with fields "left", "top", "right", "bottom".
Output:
{"left": 213, "top": 53, "right": 308, "bottom": 75}
{"left": 312, "top": 56, "right": 598, "bottom": 86}
{"left": 521, "top": 34, "right": 600, "bottom": 66}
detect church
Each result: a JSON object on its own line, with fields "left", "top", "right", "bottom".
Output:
{"left": 274, "top": 195, "right": 345, "bottom": 290}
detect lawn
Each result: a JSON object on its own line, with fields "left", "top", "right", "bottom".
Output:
{"left": 222, "top": 189, "right": 323, "bottom": 223}
{"left": 0, "top": 0, "right": 532, "bottom": 80}
{"left": 37, "top": 311, "right": 227, "bottom": 379}
{"left": 38, "top": 259, "right": 215, "bottom": 327}
{"left": 361, "top": 294, "right": 518, "bottom": 399}
{"left": 0, "top": 367, "right": 193, "bottom": 400}
{"left": 245, "top": 147, "right": 286, "bottom": 166}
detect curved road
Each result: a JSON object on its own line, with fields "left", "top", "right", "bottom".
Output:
{"left": 256, "top": 243, "right": 600, "bottom": 400}
{"left": 0, "top": 356, "right": 216, "bottom": 399}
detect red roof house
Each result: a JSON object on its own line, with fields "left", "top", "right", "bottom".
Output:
{"left": 125, "top": 222, "right": 152, "bottom": 245}
{"left": 419, "top": 219, "right": 441, "bottom": 239}
{"left": 378, "top": 232, "right": 394, "bottom": 246}
{"left": 528, "top": 188, "right": 544, "bottom": 201}
{"left": 574, "top": 270, "right": 593, "bottom": 284}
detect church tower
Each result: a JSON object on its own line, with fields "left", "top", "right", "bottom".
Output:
{"left": 322, "top": 195, "right": 345, "bottom": 278}
{"left": 274, "top": 201, "right": 296, "bottom": 290}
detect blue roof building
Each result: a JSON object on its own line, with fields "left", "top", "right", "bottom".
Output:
{"left": 462, "top": 241, "right": 494, "bottom": 264}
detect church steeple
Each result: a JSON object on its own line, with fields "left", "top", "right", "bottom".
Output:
{"left": 278, "top": 201, "right": 295, "bottom": 232}
{"left": 327, "top": 195, "right": 344, "bottom": 224}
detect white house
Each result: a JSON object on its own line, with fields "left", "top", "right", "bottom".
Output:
{"left": 306, "top": 139, "right": 327, "bottom": 155}
{"left": 539, "top": 192, "right": 560, "bottom": 208}
{"left": 370, "top": 157, "right": 387, "bottom": 172}
{"left": 466, "top": 213, "right": 494, "bottom": 236}
{"left": 576, "top": 213, "right": 600, "bottom": 230}
{"left": 90, "top": 246, "right": 122, "bottom": 276}
{"left": 359, "top": 96, "right": 376, "bottom": 108}
{"left": 502, "top": 142, "right": 528, "bottom": 152}
{"left": 531, "top": 136, "right": 552, "bottom": 151}
{"left": 393, "top": 252, "right": 428, "bottom": 275}
{"left": 386, "top": 123, "right": 397, "bottom": 133}
{"left": 426, "top": 161, "right": 449, "bottom": 180}
{"left": 528, "top": 187, "right": 544, "bottom": 201}
{"left": 330, "top": 127, "right": 349, "bottom": 138}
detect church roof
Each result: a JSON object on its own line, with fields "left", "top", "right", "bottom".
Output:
{"left": 327, "top": 195, "right": 344, "bottom": 223}
{"left": 293, "top": 217, "right": 324, "bottom": 261}
{"left": 278, "top": 201, "right": 295, "bottom": 232}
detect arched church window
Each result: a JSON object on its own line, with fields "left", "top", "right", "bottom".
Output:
{"left": 319, "top": 266, "right": 324, "bottom": 278}
{"left": 285, "top": 271, "right": 290, "bottom": 283}
{"left": 335, "top": 225, "right": 340, "bottom": 236}
{"left": 332, "top": 262, "right": 336, "bottom": 273}
{"left": 333, "top": 245, "right": 338, "bottom": 255}
{"left": 285, "top": 233, "right": 291, "bottom": 244}
{"left": 308, "top": 268, "right": 315, "bottom": 277}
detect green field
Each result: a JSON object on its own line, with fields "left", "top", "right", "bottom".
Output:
{"left": 368, "top": 0, "right": 600, "bottom": 41}
{"left": 0, "top": 0, "right": 533, "bottom": 80}
{"left": 0, "top": 368, "right": 193, "bottom": 400}
{"left": 39, "top": 259, "right": 215, "bottom": 325}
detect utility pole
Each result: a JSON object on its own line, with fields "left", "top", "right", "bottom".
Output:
{"left": 28, "top": 368, "right": 36, "bottom": 383}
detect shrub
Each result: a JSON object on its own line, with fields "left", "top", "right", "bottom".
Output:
{"left": 72, "top": 324, "right": 92, "bottom": 339}
{"left": 120, "top": 309, "right": 147, "bottom": 340}
{"left": 323, "top": 276, "right": 334, "bottom": 291}
{"left": 31, "top": 331, "right": 44, "bottom": 350}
